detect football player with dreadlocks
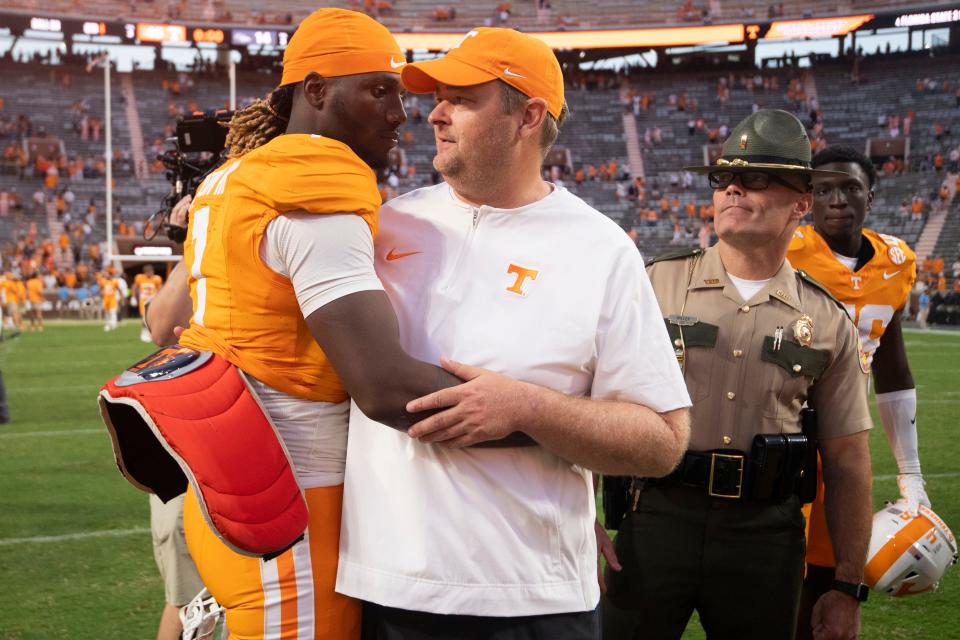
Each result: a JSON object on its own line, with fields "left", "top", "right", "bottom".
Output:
{"left": 103, "top": 9, "right": 477, "bottom": 638}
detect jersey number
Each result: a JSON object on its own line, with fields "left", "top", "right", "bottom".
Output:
{"left": 844, "top": 303, "right": 894, "bottom": 363}
{"left": 190, "top": 205, "right": 210, "bottom": 326}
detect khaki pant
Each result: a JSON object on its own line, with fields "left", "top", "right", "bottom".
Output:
{"left": 601, "top": 486, "right": 806, "bottom": 640}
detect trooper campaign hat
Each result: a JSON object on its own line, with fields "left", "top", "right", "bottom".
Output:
{"left": 685, "top": 109, "right": 847, "bottom": 178}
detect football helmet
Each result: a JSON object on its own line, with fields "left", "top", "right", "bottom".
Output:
{"left": 864, "top": 502, "right": 957, "bottom": 596}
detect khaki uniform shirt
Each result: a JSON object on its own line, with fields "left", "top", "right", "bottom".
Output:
{"left": 647, "top": 246, "right": 872, "bottom": 452}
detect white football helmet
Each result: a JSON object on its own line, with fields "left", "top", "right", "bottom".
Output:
{"left": 864, "top": 502, "right": 957, "bottom": 596}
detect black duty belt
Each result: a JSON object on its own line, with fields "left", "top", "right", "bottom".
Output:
{"left": 644, "top": 449, "right": 747, "bottom": 499}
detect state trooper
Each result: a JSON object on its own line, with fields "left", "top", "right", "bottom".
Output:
{"left": 600, "top": 110, "right": 874, "bottom": 640}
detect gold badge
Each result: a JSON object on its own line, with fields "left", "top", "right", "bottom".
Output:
{"left": 739, "top": 133, "right": 748, "bottom": 150}
{"left": 793, "top": 315, "right": 814, "bottom": 347}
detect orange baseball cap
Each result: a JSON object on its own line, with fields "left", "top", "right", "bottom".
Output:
{"left": 280, "top": 8, "right": 406, "bottom": 86}
{"left": 401, "top": 27, "right": 564, "bottom": 119}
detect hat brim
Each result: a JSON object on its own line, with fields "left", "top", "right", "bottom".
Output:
{"left": 401, "top": 56, "right": 498, "bottom": 93}
{"left": 684, "top": 162, "right": 848, "bottom": 178}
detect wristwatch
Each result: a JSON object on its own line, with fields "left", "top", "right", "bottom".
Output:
{"left": 831, "top": 579, "right": 869, "bottom": 602}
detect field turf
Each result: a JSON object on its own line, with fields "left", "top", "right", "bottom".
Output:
{"left": 0, "top": 322, "right": 958, "bottom": 639}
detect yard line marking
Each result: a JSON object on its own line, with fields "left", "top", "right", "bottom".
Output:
{"left": 903, "top": 328, "right": 960, "bottom": 337}
{"left": 874, "top": 472, "right": 960, "bottom": 481}
{"left": 12, "top": 385, "right": 98, "bottom": 393}
{"left": 0, "top": 527, "right": 150, "bottom": 546}
{"left": 0, "top": 428, "right": 103, "bottom": 439}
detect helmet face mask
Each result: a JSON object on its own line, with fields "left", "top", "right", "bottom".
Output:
{"left": 865, "top": 503, "right": 958, "bottom": 596}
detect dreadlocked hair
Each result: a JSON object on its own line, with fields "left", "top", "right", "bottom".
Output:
{"left": 224, "top": 84, "right": 296, "bottom": 158}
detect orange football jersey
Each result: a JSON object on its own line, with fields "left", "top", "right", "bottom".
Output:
{"left": 788, "top": 225, "right": 916, "bottom": 365}
{"left": 99, "top": 277, "right": 121, "bottom": 311}
{"left": 178, "top": 134, "right": 380, "bottom": 403}
{"left": 26, "top": 277, "right": 44, "bottom": 304}
{"left": 13, "top": 280, "right": 26, "bottom": 304}
{"left": 134, "top": 273, "right": 163, "bottom": 315}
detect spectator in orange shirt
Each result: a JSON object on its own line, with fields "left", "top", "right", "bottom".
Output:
{"left": 588, "top": 164, "right": 597, "bottom": 181}
{"left": 937, "top": 273, "right": 947, "bottom": 292}
{"left": 575, "top": 168, "right": 584, "bottom": 185}
{"left": 911, "top": 197, "right": 925, "bottom": 221}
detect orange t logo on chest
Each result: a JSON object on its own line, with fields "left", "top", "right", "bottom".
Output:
{"left": 506, "top": 264, "right": 539, "bottom": 295}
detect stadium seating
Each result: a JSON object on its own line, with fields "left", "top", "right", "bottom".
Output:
{"left": 1, "top": 42, "right": 958, "bottom": 319}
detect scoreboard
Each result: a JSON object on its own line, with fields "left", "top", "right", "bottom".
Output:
{"left": 0, "top": 12, "right": 265, "bottom": 47}
{"left": 0, "top": 5, "right": 958, "bottom": 51}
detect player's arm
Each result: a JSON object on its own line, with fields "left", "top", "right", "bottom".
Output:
{"left": 871, "top": 309, "right": 929, "bottom": 514}
{"left": 269, "top": 211, "right": 472, "bottom": 433}
{"left": 144, "top": 260, "right": 192, "bottom": 346}
{"left": 307, "top": 292, "right": 464, "bottom": 430}
{"left": 404, "top": 250, "right": 692, "bottom": 476}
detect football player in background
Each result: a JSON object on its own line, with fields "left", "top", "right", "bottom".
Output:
{"left": 25, "top": 269, "right": 44, "bottom": 332}
{"left": 788, "top": 145, "right": 930, "bottom": 640}
{"left": 3, "top": 271, "right": 24, "bottom": 334}
{"left": 99, "top": 267, "right": 124, "bottom": 331}
{"left": 132, "top": 264, "right": 163, "bottom": 342}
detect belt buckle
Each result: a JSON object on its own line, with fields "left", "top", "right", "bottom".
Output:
{"left": 708, "top": 452, "right": 744, "bottom": 499}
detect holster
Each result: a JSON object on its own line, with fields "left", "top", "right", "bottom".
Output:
{"left": 98, "top": 346, "right": 308, "bottom": 558}
{"left": 748, "top": 433, "right": 809, "bottom": 502}
{"left": 798, "top": 407, "right": 819, "bottom": 503}
{"left": 602, "top": 475, "right": 631, "bottom": 530}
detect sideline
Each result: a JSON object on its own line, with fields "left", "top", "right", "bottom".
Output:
{"left": 0, "top": 527, "right": 150, "bottom": 546}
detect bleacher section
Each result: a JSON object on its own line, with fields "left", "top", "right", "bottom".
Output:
{"left": 2, "top": 49, "right": 958, "bottom": 320}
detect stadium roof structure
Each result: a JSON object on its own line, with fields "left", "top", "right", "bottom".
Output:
{"left": 1, "top": 3, "right": 958, "bottom": 53}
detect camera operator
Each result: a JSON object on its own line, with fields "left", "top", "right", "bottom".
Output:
{"left": 145, "top": 194, "right": 192, "bottom": 346}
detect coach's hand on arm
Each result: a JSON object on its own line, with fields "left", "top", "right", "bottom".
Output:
{"left": 406, "top": 358, "right": 690, "bottom": 476}
{"left": 811, "top": 430, "right": 872, "bottom": 640}
{"left": 145, "top": 260, "right": 192, "bottom": 347}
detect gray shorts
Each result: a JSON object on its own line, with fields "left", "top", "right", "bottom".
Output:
{"left": 150, "top": 493, "right": 205, "bottom": 606}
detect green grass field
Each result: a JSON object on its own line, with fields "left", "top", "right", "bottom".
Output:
{"left": 0, "top": 322, "right": 958, "bottom": 639}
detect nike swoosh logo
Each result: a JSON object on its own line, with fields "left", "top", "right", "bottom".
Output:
{"left": 386, "top": 249, "right": 421, "bottom": 261}
{"left": 503, "top": 67, "right": 526, "bottom": 79}
{"left": 883, "top": 271, "right": 901, "bottom": 280}
{"left": 389, "top": 58, "right": 406, "bottom": 69}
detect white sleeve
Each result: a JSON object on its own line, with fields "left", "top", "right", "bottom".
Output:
{"left": 590, "top": 245, "right": 691, "bottom": 412}
{"left": 262, "top": 212, "right": 383, "bottom": 318}
{"left": 876, "top": 388, "right": 921, "bottom": 475}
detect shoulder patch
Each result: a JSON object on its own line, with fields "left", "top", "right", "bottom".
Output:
{"left": 646, "top": 247, "right": 703, "bottom": 268}
{"left": 796, "top": 269, "right": 849, "bottom": 315}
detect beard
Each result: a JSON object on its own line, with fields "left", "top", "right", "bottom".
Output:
{"left": 432, "top": 120, "right": 513, "bottom": 188}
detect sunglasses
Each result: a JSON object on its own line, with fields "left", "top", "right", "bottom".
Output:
{"left": 708, "top": 170, "right": 809, "bottom": 193}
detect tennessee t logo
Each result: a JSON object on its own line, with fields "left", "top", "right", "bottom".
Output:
{"left": 506, "top": 264, "right": 539, "bottom": 295}
{"left": 851, "top": 275, "right": 862, "bottom": 290}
